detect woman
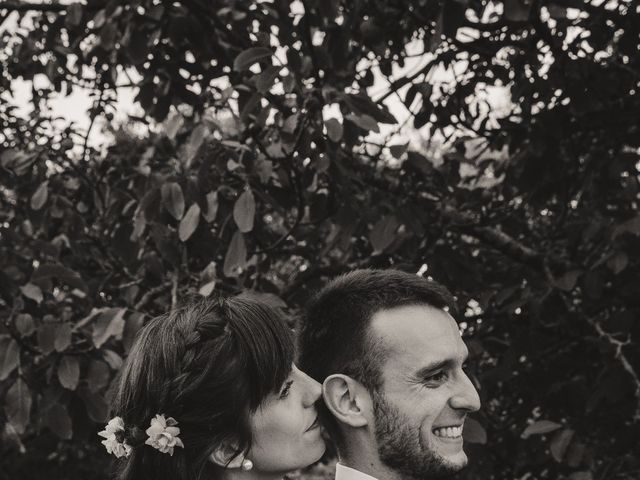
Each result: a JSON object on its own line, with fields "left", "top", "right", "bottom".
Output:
{"left": 99, "top": 296, "right": 326, "bottom": 480}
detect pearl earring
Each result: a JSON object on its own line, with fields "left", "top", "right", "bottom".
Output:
{"left": 242, "top": 459, "right": 253, "bottom": 471}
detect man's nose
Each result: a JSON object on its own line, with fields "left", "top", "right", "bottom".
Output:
{"left": 450, "top": 371, "right": 481, "bottom": 412}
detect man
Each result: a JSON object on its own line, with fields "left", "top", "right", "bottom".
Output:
{"left": 298, "top": 269, "right": 481, "bottom": 480}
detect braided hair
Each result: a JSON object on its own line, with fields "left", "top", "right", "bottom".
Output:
{"left": 110, "top": 296, "right": 294, "bottom": 480}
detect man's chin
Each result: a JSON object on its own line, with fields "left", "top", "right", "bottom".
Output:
{"left": 431, "top": 450, "right": 469, "bottom": 477}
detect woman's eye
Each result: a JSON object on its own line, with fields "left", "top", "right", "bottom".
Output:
{"left": 279, "top": 380, "right": 294, "bottom": 399}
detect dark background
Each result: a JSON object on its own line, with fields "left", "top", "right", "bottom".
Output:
{"left": 1, "top": 1, "right": 639, "bottom": 479}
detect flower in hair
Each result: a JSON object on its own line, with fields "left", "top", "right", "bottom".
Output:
{"left": 98, "top": 416, "right": 132, "bottom": 458}
{"left": 145, "top": 414, "right": 184, "bottom": 456}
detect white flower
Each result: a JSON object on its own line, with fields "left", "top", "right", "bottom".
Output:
{"left": 98, "top": 416, "right": 132, "bottom": 458}
{"left": 145, "top": 414, "right": 184, "bottom": 456}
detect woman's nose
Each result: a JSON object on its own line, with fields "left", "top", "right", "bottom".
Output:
{"left": 301, "top": 371, "right": 322, "bottom": 406}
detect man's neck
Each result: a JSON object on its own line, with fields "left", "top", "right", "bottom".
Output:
{"left": 340, "top": 452, "right": 405, "bottom": 480}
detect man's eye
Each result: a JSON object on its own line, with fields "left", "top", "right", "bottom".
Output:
{"left": 425, "top": 371, "right": 447, "bottom": 384}
{"left": 279, "top": 380, "right": 294, "bottom": 399}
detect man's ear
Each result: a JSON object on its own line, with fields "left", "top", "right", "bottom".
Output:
{"left": 209, "top": 442, "right": 245, "bottom": 469}
{"left": 322, "top": 374, "right": 372, "bottom": 428}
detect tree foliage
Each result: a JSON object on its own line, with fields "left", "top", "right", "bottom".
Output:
{"left": 1, "top": 0, "right": 639, "bottom": 479}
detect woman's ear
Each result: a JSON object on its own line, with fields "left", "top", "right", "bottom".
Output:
{"left": 209, "top": 442, "right": 245, "bottom": 469}
{"left": 322, "top": 374, "right": 372, "bottom": 428}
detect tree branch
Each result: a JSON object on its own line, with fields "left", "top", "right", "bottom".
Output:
{"left": 0, "top": 1, "right": 68, "bottom": 12}
{"left": 374, "top": 59, "right": 435, "bottom": 104}
{"left": 134, "top": 282, "right": 171, "bottom": 311}
{"left": 587, "top": 317, "right": 640, "bottom": 422}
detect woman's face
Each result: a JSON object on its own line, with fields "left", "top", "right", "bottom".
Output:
{"left": 247, "top": 365, "right": 326, "bottom": 474}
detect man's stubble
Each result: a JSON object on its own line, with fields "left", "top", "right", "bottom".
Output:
{"left": 372, "top": 391, "right": 464, "bottom": 480}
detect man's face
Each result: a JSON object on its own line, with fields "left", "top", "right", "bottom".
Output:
{"left": 369, "top": 304, "right": 481, "bottom": 479}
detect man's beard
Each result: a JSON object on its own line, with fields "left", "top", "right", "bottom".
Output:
{"left": 372, "top": 391, "right": 464, "bottom": 479}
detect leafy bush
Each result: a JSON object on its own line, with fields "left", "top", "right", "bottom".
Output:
{"left": 1, "top": 1, "right": 639, "bottom": 479}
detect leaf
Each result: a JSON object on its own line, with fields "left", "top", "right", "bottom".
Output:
{"left": 54, "top": 323, "right": 72, "bottom": 352}
{"left": 404, "top": 83, "right": 420, "bottom": 108}
{"left": 223, "top": 230, "right": 247, "bottom": 278}
{"left": 131, "top": 213, "right": 146, "bottom": 240}
{"left": 92, "top": 308, "right": 126, "bottom": 348}
{"left": 77, "top": 388, "right": 109, "bottom": 423}
{"left": 87, "top": 360, "right": 111, "bottom": 393}
{"left": 32, "top": 263, "right": 85, "bottom": 290}
{"left": 255, "top": 157, "right": 273, "bottom": 183}
{"left": 345, "top": 113, "right": 380, "bottom": 133}
{"left": 430, "top": 9, "right": 444, "bottom": 52}
{"left": 179, "top": 203, "right": 201, "bottom": 241}
{"left": 548, "top": 4, "right": 567, "bottom": 19}
{"left": 238, "top": 291, "right": 288, "bottom": 310}
{"left": 283, "top": 113, "right": 299, "bottom": 134}
{"left": 463, "top": 417, "right": 487, "bottom": 444}
{"left": 58, "top": 356, "right": 80, "bottom": 390}
{"left": 325, "top": 118, "right": 343, "bottom": 142}
{"left": 369, "top": 215, "right": 400, "bottom": 253}
{"left": 0, "top": 338, "right": 20, "bottom": 381}
{"left": 66, "top": 3, "right": 83, "bottom": 27}
{"left": 0, "top": 149, "right": 37, "bottom": 175}
{"left": 389, "top": 143, "right": 409, "bottom": 159}
{"left": 566, "top": 441, "right": 586, "bottom": 468}
{"left": 233, "top": 189, "right": 256, "bottom": 233}
{"left": 345, "top": 93, "right": 397, "bottom": 124}
{"left": 182, "top": 124, "right": 207, "bottom": 167}
{"left": 552, "top": 270, "right": 581, "bottom": 292}
{"left": 521, "top": 420, "right": 563, "bottom": 439}
{"left": 612, "top": 215, "right": 640, "bottom": 238}
{"left": 37, "top": 324, "right": 57, "bottom": 355}
{"left": 198, "top": 281, "right": 216, "bottom": 297}
{"left": 5, "top": 378, "right": 31, "bottom": 434}
{"left": 161, "top": 182, "right": 185, "bottom": 220}
{"left": 233, "top": 47, "right": 273, "bottom": 71}
{"left": 30, "top": 181, "right": 49, "bottom": 210}
{"left": 44, "top": 404, "right": 73, "bottom": 440}
{"left": 550, "top": 428, "right": 575, "bottom": 462}
{"left": 101, "top": 349, "right": 123, "bottom": 370}
{"left": 20, "top": 283, "right": 43, "bottom": 303}
{"left": 164, "top": 111, "right": 183, "bottom": 140}
{"left": 504, "top": 0, "right": 533, "bottom": 21}
{"left": 122, "top": 312, "right": 145, "bottom": 354}
{"left": 568, "top": 472, "right": 593, "bottom": 480}
{"left": 15, "top": 314, "right": 35, "bottom": 337}
{"left": 203, "top": 191, "right": 219, "bottom": 223}
{"left": 606, "top": 251, "right": 629, "bottom": 274}
{"left": 93, "top": 9, "right": 107, "bottom": 29}
{"left": 413, "top": 107, "right": 431, "bottom": 129}
{"left": 255, "top": 65, "right": 280, "bottom": 93}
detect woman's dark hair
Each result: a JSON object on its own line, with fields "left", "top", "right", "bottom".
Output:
{"left": 110, "top": 296, "right": 294, "bottom": 480}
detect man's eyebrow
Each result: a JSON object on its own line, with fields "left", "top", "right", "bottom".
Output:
{"left": 413, "top": 359, "right": 455, "bottom": 379}
{"left": 412, "top": 351, "right": 470, "bottom": 379}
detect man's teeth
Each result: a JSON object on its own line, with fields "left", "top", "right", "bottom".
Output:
{"left": 433, "top": 426, "right": 463, "bottom": 438}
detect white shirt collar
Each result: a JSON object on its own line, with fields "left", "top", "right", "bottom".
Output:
{"left": 335, "top": 462, "right": 379, "bottom": 480}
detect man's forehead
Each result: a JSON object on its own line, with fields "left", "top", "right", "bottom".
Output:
{"left": 370, "top": 304, "right": 466, "bottom": 362}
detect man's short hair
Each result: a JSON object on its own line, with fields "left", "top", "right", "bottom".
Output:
{"left": 297, "top": 269, "right": 455, "bottom": 440}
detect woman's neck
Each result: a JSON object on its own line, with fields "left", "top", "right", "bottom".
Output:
{"left": 221, "top": 467, "right": 284, "bottom": 480}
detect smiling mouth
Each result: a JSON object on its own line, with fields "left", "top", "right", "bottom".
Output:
{"left": 432, "top": 425, "right": 463, "bottom": 439}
